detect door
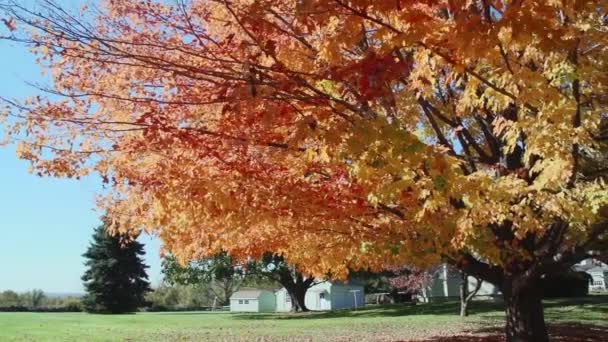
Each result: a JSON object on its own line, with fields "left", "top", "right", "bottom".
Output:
{"left": 319, "top": 292, "right": 331, "bottom": 310}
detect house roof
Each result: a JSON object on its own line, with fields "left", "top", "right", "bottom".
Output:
{"left": 309, "top": 288, "right": 329, "bottom": 293}
{"left": 574, "top": 264, "right": 595, "bottom": 272}
{"left": 230, "top": 290, "right": 265, "bottom": 300}
{"left": 587, "top": 266, "right": 608, "bottom": 273}
{"left": 274, "top": 280, "right": 363, "bottom": 294}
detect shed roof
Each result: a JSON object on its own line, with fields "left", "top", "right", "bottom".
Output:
{"left": 574, "top": 264, "right": 595, "bottom": 272}
{"left": 309, "top": 288, "right": 329, "bottom": 293}
{"left": 587, "top": 266, "right": 608, "bottom": 273}
{"left": 230, "top": 290, "right": 265, "bottom": 300}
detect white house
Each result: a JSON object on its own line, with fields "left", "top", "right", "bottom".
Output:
{"left": 420, "top": 260, "right": 608, "bottom": 301}
{"left": 229, "top": 290, "right": 276, "bottom": 312}
{"left": 275, "top": 281, "right": 365, "bottom": 311}
{"left": 587, "top": 266, "right": 608, "bottom": 291}
{"left": 416, "top": 264, "right": 500, "bottom": 302}
{"left": 576, "top": 259, "right": 608, "bottom": 292}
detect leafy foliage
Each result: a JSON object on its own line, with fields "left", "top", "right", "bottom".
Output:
{"left": 0, "top": 290, "right": 82, "bottom": 312}
{"left": 388, "top": 266, "right": 435, "bottom": 296}
{"left": 0, "top": 291, "right": 21, "bottom": 307}
{"left": 21, "top": 289, "right": 45, "bottom": 308}
{"left": 145, "top": 283, "right": 212, "bottom": 310}
{"left": 81, "top": 223, "right": 151, "bottom": 314}
{"left": 348, "top": 269, "right": 394, "bottom": 294}
{"left": 162, "top": 252, "right": 244, "bottom": 306}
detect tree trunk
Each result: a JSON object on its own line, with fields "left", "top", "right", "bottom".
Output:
{"left": 460, "top": 272, "right": 482, "bottom": 317}
{"left": 503, "top": 281, "right": 548, "bottom": 342}
{"left": 273, "top": 260, "right": 314, "bottom": 312}
{"left": 460, "top": 299, "right": 469, "bottom": 317}
{"left": 287, "top": 285, "right": 309, "bottom": 312}
{"left": 460, "top": 272, "right": 469, "bottom": 317}
{"left": 455, "top": 254, "right": 551, "bottom": 342}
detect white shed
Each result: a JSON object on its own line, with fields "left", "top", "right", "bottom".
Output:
{"left": 275, "top": 281, "right": 365, "bottom": 312}
{"left": 574, "top": 259, "right": 608, "bottom": 292}
{"left": 230, "top": 290, "right": 276, "bottom": 312}
{"left": 587, "top": 266, "right": 608, "bottom": 291}
{"left": 416, "top": 264, "right": 500, "bottom": 302}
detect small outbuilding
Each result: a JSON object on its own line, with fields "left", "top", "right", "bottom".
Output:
{"left": 587, "top": 266, "right": 608, "bottom": 292}
{"left": 415, "top": 264, "right": 501, "bottom": 302}
{"left": 229, "top": 290, "right": 276, "bottom": 312}
{"left": 275, "top": 281, "right": 365, "bottom": 312}
{"left": 575, "top": 259, "right": 608, "bottom": 292}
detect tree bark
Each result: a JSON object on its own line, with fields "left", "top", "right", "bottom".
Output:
{"left": 459, "top": 272, "right": 468, "bottom": 317}
{"left": 278, "top": 270, "right": 314, "bottom": 312}
{"left": 460, "top": 272, "right": 482, "bottom": 317}
{"left": 259, "top": 254, "right": 315, "bottom": 312}
{"left": 503, "top": 279, "right": 548, "bottom": 342}
{"left": 454, "top": 254, "right": 551, "bottom": 342}
{"left": 286, "top": 284, "right": 309, "bottom": 312}
{"left": 459, "top": 297, "right": 469, "bottom": 317}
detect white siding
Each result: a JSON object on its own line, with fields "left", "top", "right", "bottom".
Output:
{"left": 589, "top": 271, "right": 608, "bottom": 291}
{"left": 230, "top": 290, "right": 276, "bottom": 312}
{"left": 230, "top": 298, "right": 259, "bottom": 312}
{"left": 421, "top": 275, "right": 449, "bottom": 299}
{"left": 276, "top": 281, "right": 365, "bottom": 311}
{"left": 306, "top": 282, "right": 332, "bottom": 310}
{"left": 468, "top": 276, "right": 501, "bottom": 298}
{"left": 417, "top": 264, "right": 501, "bottom": 302}
{"left": 329, "top": 285, "right": 365, "bottom": 310}
{"left": 275, "top": 289, "right": 291, "bottom": 312}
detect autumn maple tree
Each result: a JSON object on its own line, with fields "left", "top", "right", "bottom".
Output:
{"left": 1, "top": 1, "right": 607, "bottom": 341}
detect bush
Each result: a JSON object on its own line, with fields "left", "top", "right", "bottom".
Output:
{"left": 0, "top": 290, "right": 22, "bottom": 306}
{"left": 63, "top": 299, "right": 83, "bottom": 312}
{"left": 145, "top": 283, "right": 221, "bottom": 311}
{"left": 0, "top": 304, "right": 82, "bottom": 312}
{"left": 20, "top": 289, "right": 46, "bottom": 308}
{"left": 541, "top": 271, "right": 591, "bottom": 298}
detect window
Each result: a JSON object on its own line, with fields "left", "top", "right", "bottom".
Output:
{"left": 593, "top": 280, "right": 603, "bottom": 286}
{"left": 319, "top": 293, "right": 325, "bottom": 299}
{"left": 285, "top": 295, "right": 291, "bottom": 303}
{"left": 238, "top": 300, "right": 243, "bottom": 304}
{"left": 244, "top": 300, "right": 250, "bottom": 304}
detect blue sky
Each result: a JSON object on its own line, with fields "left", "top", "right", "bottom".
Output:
{"left": 0, "top": 32, "right": 162, "bottom": 294}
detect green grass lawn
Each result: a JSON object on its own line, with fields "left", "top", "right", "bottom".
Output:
{"left": 0, "top": 297, "right": 606, "bottom": 341}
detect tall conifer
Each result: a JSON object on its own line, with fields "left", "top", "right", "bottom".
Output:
{"left": 82, "top": 223, "right": 150, "bottom": 313}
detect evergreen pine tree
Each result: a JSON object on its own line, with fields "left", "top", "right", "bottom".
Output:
{"left": 81, "top": 222, "right": 151, "bottom": 314}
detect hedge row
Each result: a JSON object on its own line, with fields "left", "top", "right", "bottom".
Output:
{"left": 0, "top": 305, "right": 82, "bottom": 312}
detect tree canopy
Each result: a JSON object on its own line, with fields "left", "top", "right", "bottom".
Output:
{"left": 1, "top": 1, "right": 608, "bottom": 340}
{"left": 162, "top": 252, "right": 244, "bottom": 305}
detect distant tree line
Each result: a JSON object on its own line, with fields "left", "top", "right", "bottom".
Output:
{"left": 0, "top": 290, "right": 81, "bottom": 312}
{"left": 161, "top": 252, "right": 320, "bottom": 312}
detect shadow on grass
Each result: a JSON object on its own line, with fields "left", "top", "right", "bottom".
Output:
{"left": 406, "top": 323, "right": 608, "bottom": 342}
{"left": 230, "top": 296, "right": 608, "bottom": 322}
{"left": 479, "top": 296, "right": 608, "bottom": 324}
{"left": 148, "top": 311, "right": 226, "bottom": 316}
{"left": 231, "top": 301, "right": 503, "bottom": 321}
